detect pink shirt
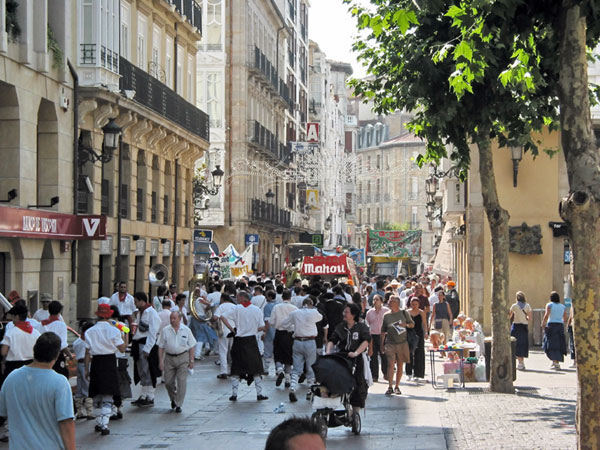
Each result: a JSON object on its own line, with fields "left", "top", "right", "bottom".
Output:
{"left": 366, "top": 306, "right": 390, "bottom": 335}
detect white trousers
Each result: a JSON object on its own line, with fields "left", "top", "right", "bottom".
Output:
{"left": 218, "top": 335, "right": 233, "bottom": 375}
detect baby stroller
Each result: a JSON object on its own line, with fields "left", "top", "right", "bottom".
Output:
{"left": 310, "top": 353, "right": 361, "bottom": 437}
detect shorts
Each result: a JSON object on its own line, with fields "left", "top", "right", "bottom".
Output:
{"left": 385, "top": 342, "right": 410, "bottom": 365}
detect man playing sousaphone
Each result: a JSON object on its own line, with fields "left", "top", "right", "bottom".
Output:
{"left": 188, "top": 282, "right": 220, "bottom": 359}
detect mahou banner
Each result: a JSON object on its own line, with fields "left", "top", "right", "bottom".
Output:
{"left": 301, "top": 255, "right": 350, "bottom": 276}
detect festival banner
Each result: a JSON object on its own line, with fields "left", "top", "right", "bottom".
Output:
{"left": 231, "top": 245, "right": 253, "bottom": 277}
{"left": 349, "top": 248, "right": 366, "bottom": 267}
{"left": 220, "top": 244, "right": 240, "bottom": 263}
{"left": 366, "top": 229, "right": 422, "bottom": 258}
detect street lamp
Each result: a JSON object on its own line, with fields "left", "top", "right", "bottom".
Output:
{"left": 324, "top": 215, "right": 333, "bottom": 230}
{"left": 211, "top": 165, "right": 224, "bottom": 189}
{"left": 77, "top": 117, "right": 122, "bottom": 166}
{"left": 510, "top": 145, "right": 523, "bottom": 187}
{"left": 195, "top": 165, "right": 225, "bottom": 197}
{"left": 266, "top": 188, "right": 275, "bottom": 204}
{"left": 425, "top": 176, "right": 437, "bottom": 196}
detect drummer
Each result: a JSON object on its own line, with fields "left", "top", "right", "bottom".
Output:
{"left": 325, "top": 303, "right": 371, "bottom": 416}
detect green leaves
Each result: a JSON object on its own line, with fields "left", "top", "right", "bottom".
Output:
{"left": 392, "top": 9, "right": 418, "bottom": 34}
{"left": 454, "top": 40, "right": 473, "bottom": 62}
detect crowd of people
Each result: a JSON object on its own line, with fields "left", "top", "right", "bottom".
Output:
{"left": 0, "top": 270, "right": 576, "bottom": 449}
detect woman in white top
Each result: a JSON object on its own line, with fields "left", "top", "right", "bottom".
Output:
{"left": 509, "top": 291, "right": 532, "bottom": 370}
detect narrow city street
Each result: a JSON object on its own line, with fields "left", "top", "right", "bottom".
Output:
{"left": 70, "top": 349, "right": 575, "bottom": 450}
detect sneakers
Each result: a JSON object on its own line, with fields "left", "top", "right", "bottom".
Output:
{"left": 175, "top": 406, "right": 182, "bottom": 413}
{"left": 406, "top": 375, "right": 413, "bottom": 381}
{"left": 138, "top": 398, "right": 154, "bottom": 408}
{"left": 289, "top": 391, "right": 298, "bottom": 403}
{"left": 257, "top": 395, "right": 269, "bottom": 401}
{"left": 551, "top": 362, "right": 561, "bottom": 370}
{"left": 276, "top": 372, "right": 285, "bottom": 387}
{"left": 131, "top": 396, "right": 145, "bottom": 406}
{"left": 517, "top": 362, "right": 525, "bottom": 371}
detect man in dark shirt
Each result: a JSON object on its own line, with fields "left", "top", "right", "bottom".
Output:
{"left": 321, "top": 292, "right": 345, "bottom": 333}
{"left": 446, "top": 281, "right": 460, "bottom": 320}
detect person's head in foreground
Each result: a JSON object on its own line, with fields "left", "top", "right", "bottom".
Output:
{"left": 265, "top": 417, "right": 326, "bottom": 450}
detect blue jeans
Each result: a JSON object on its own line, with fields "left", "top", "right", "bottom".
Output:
{"left": 290, "top": 340, "right": 317, "bottom": 391}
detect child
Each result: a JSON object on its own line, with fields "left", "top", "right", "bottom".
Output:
{"left": 73, "top": 321, "right": 94, "bottom": 420}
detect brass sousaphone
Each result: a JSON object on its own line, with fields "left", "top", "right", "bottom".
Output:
{"left": 149, "top": 263, "right": 169, "bottom": 287}
{"left": 188, "top": 270, "right": 223, "bottom": 336}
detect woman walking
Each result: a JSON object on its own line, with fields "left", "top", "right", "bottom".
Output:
{"left": 429, "top": 290, "right": 452, "bottom": 340}
{"left": 541, "top": 291, "right": 567, "bottom": 370}
{"left": 406, "top": 297, "right": 427, "bottom": 381}
{"left": 509, "top": 291, "right": 532, "bottom": 370}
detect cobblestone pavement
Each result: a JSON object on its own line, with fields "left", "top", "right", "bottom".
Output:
{"left": 4, "top": 348, "right": 574, "bottom": 449}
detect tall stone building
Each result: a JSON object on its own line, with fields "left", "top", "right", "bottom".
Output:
{"left": 202, "top": 0, "right": 314, "bottom": 273}
{"left": 350, "top": 106, "right": 434, "bottom": 267}
{"left": 72, "top": 0, "right": 210, "bottom": 318}
{"left": 0, "top": 0, "right": 77, "bottom": 320}
{"left": 308, "top": 41, "right": 354, "bottom": 248}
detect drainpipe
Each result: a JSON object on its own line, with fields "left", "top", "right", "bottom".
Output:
{"left": 227, "top": 1, "right": 233, "bottom": 227}
{"left": 172, "top": 160, "right": 179, "bottom": 283}
{"left": 67, "top": 60, "right": 79, "bottom": 284}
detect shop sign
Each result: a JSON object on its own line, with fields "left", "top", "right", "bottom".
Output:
{"left": 135, "top": 239, "right": 146, "bottom": 256}
{"left": 0, "top": 206, "right": 106, "bottom": 240}
{"left": 120, "top": 237, "right": 130, "bottom": 255}
{"left": 301, "top": 255, "right": 349, "bottom": 276}
{"left": 163, "top": 240, "right": 171, "bottom": 257}
{"left": 245, "top": 234, "right": 259, "bottom": 246}
{"left": 150, "top": 239, "right": 159, "bottom": 257}
{"left": 99, "top": 236, "right": 113, "bottom": 255}
{"left": 306, "top": 122, "right": 320, "bottom": 142}
{"left": 193, "top": 229, "right": 213, "bottom": 243}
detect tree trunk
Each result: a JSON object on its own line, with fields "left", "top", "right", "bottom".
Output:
{"left": 557, "top": 3, "right": 600, "bottom": 449}
{"left": 476, "top": 135, "right": 514, "bottom": 394}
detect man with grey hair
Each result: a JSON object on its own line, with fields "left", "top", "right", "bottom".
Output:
{"left": 220, "top": 290, "right": 268, "bottom": 401}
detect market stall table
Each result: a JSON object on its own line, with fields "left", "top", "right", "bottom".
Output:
{"left": 429, "top": 348, "right": 466, "bottom": 389}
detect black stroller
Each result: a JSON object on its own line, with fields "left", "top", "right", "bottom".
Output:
{"left": 310, "top": 353, "right": 361, "bottom": 437}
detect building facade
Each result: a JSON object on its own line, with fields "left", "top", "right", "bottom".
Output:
{"left": 307, "top": 41, "right": 354, "bottom": 249}
{"left": 0, "top": 0, "right": 76, "bottom": 321}
{"left": 73, "top": 0, "right": 209, "bottom": 318}
{"left": 200, "top": 0, "right": 314, "bottom": 273}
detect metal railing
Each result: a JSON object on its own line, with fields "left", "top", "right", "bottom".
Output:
{"left": 165, "top": 0, "right": 202, "bottom": 32}
{"left": 250, "top": 199, "right": 291, "bottom": 228}
{"left": 248, "top": 45, "right": 291, "bottom": 106}
{"left": 80, "top": 44, "right": 96, "bottom": 65}
{"left": 119, "top": 57, "right": 210, "bottom": 141}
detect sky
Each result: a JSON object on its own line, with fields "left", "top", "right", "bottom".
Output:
{"left": 308, "top": 0, "right": 369, "bottom": 78}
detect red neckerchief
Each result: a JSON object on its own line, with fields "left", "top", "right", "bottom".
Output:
{"left": 41, "top": 315, "right": 60, "bottom": 326}
{"left": 119, "top": 292, "right": 126, "bottom": 302}
{"left": 15, "top": 321, "right": 33, "bottom": 334}
{"left": 240, "top": 300, "right": 251, "bottom": 308}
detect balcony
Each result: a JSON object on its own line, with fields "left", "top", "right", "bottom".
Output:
{"left": 248, "top": 120, "right": 280, "bottom": 157}
{"left": 248, "top": 46, "right": 290, "bottom": 106}
{"left": 119, "top": 57, "right": 209, "bottom": 142}
{"left": 250, "top": 199, "right": 291, "bottom": 228}
{"left": 165, "top": 0, "right": 203, "bottom": 33}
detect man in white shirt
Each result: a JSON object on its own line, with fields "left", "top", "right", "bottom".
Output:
{"left": 220, "top": 291, "right": 268, "bottom": 402}
{"left": 131, "top": 292, "right": 161, "bottom": 408}
{"left": 207, "top": 283, "right": 223, "bottom": 308}
{"left": 1, "top": 303, "right": 41, "bottom": 378}
{"left": 32, "top": 292, "right": 53, "bottom": 322}
{"left": 214, "top": 295, "right": 236, "bottom": 379}
{"left": 158, "top": 300, "right": 173, "bottom": 334}
{"left": 269, "top": 290, "right": 297, "bottom": 388}
{"left": 109, "top": 282, "right": 137, "bottom": 325}
{"left": 158, "top": 311, "right": 197, "bottom": 412}
{"left": 42, "top": 301, "right": 71, "bottom": 379}
{"left": 280, "top": 297, "right": 322, "bottom": 403}
{"left": 291, "top": 287, "right": 309, "bottom": 309}
{"left": 84, "top": 303, "right": 128, "bottom": 436}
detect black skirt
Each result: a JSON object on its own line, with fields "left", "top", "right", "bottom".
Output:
{"left": 511, "top": 323, "right": 529, "bottom": 358}
{"left": 273, "top": 330, "right": 294, "bottom": 365}
{"left": 89, "top": 354, "right": 120, "bottom": 397}
{"left": 52, "top": 352, "right": 69, "bottom": 379}
{"left": 230, "top": 336, "right": 263, "bottom": 383}
{"left": 131, "top": 338, "right": 162, "bottom": 388}
{"left": 116, "top": 357, "right": 132, "bottom": 399}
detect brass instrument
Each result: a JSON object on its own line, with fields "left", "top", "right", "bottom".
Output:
{"left": 149, "top": 263, "right": 169, "bottom": 287}
{"left": 188, "top": 270, "right": 223, "bottom": 336}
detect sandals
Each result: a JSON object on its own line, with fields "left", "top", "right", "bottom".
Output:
{"left": 394, "top": 387, "right": 402, "bottom": 395}
{"left": 385, "top": 388, "right": 394, "bottom": 396}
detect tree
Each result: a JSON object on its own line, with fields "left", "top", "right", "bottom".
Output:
{"left": 347, "top": 0, "right": 558, "bottom": 393}
{"left": 347, "top": 0, "right": 600, "bottom": 445}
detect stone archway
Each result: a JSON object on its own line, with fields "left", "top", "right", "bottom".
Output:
{"left": 0, "top": 82, "right": 20, "bottom": 201}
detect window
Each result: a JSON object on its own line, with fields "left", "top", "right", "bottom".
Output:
{"left": 187, "top": 55, "right": 193, "bottom": 101}
{"left": 206, "top": 72, "right": 223, "bottom": 128}
{"left": 176, "top": 45, "right": 184, "bottom": 95}
{"left": 206, "top": 0, "right": 223, "bottom": 51}
{"left": 82, "top": 0, "right": 94, "bottom": 44}
{"left": 166, "top": 36, "right": 173, "bottom": 88}
{"left": 411, "top": 206, "right": 419, "bottom": 228}
{"left": 136, "top": 188, "right": 144, "bottom": 221}
{"left": 137, "top": 15, "right": 147, "bottom": 69}
{"left": 151, "top": 191, "right": 157, "bottom": 223}
{"left": 163, "top": 195, "right": 169, "bottom": 224}
{"left": 120, "top": 184, "right": 129, "bottom": 219}
{"left": 120, "top": 2, "right": 130, "bottom": 59}
{"left": 409, "top": 177, "right": 418, "bottom": 200}
{"left": 101, "top": 179, "right": 110, "bottom": 215}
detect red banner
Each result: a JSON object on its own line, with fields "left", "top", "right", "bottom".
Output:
{"left": 301, "top": 255, "right": 349, "bottom": 276}
{"left": 0, "top": 207, "right": 106, "bottom": 240}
